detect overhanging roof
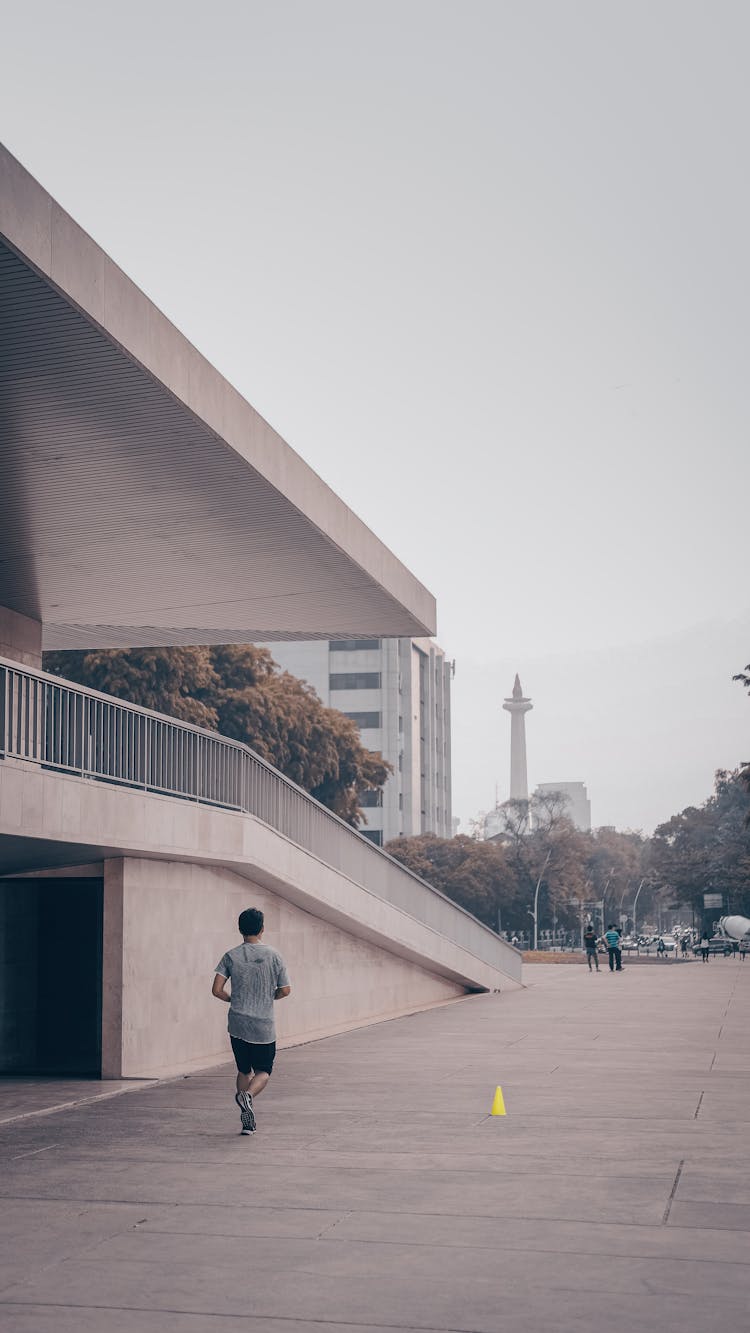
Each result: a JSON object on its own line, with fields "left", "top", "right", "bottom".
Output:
{"left": 0, "top": 144, "right": 436, "bottom": 648}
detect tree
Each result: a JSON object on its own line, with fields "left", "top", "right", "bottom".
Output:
{"left": 583, "top": 826, "right": 647, "bottom": 924}
{"left": 732, "top": 666, "right": 750, "bottom": 820}
{"left": 385, "top": 833, "right": 522, "bottom": 930}
{"left": 487, "top": 795, "right": 589, "bottom": 932}
{"left": 43, "top": 647, "right": 219, "bottom": 728}
{"left": 649, "top": 769, "right": 750, "bottom": 918}
{"left": 43, "top": 645, "right": 390, "bottom": 827}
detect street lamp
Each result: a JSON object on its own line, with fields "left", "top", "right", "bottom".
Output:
{"left": 632, "top": 877, "right": 653, "bottom": 940}
{"left": 528, "top": 849, "right": 552, "bottom": 951}
{"left": 600, "top": 868, "right": 614, "bottom": 935}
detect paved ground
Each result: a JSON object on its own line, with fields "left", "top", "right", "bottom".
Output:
{"left": 1, "top": 958, "right": 748, "bottom": 1332}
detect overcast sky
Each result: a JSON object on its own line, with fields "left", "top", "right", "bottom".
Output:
{"left": 2, "top": 1, "right": 748, "bottom": 830}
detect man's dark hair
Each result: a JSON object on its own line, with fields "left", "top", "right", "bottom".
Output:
{"left": 239, "top": 908, "right": 264, "bottom": 938}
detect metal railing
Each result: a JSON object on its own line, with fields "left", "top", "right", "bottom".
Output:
{"left": 0, "top": 657, "right": 520, "bottom": 979}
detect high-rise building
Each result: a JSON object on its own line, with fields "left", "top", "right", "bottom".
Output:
{"left": 534, "top": 781, "right": 592, "bottom": 831}
{"left": 260, "top": 638, "right": 453, "bottom": 845}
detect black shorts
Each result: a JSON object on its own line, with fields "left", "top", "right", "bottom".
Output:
{"left": 230, "top": 1036, "right": 276, "bottom": 1076}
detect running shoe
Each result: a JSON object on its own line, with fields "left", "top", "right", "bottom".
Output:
{"left": 235, "top": 1090, "right": 256, "bottom": 1133}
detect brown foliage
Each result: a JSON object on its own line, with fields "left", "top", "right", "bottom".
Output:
{"left": 43, "top": 644, "right": 390, "bottom": 827}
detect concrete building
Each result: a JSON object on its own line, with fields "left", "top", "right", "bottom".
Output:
{"left": 0, "top": 144, "right": 519, "bottom": 1081}
{"left": 534, "top": 781, "right": 592, "bottom": 831}
{"left": 259, "top": 638, "right": 453, "bottom": 846}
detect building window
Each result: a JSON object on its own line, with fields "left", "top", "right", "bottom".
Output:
{"left": 330, "top": 672, "right": 381, "bottom": 690}
{"left": 344, "top": 711, "right": 381, "bottom": 729}
{"left": 361, "top": 829, "right": 383, "bottom": 846}
{"left": 330, "top": 639, "right": 380, "bottom": 651}
{"left": 359, "top": 789, "right": 383, "bottom": 808}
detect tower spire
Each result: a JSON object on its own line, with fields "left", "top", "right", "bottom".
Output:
{"left": 502, "top": 675, "right": 533, "bottom": 801}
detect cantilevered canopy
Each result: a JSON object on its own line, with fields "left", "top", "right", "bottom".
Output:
{"left": 0, "top": 145, "right": 435, "bottom": 649}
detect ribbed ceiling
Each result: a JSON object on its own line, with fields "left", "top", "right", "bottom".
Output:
{"left": 0, "top": 239, "right": 427, "bottom": 648}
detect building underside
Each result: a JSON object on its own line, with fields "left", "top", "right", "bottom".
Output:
{"left": 0, "top": 144, "right": 520, "bottom": 1079}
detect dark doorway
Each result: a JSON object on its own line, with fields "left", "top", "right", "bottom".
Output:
{"left": 0, "top": 877, "right": 103, "bottom": 1075}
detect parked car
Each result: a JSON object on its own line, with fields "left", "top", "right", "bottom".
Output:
{"left": 692, "top": 938, "right": 733, "bottom": 957}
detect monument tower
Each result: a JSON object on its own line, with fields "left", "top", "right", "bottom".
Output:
{"left": 503, "top": 674, "right": 533, "bottom": 801}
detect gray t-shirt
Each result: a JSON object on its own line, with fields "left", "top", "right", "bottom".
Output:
{"left": 214, "top": 942, "right": 290, "bottom": 1044}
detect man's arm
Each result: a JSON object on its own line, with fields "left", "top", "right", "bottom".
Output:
{"left": 212, "top": 974, "right": 231, "bottom": 1002}
{"left": 274, "top": 985, "right": 291, "bottom": 1000}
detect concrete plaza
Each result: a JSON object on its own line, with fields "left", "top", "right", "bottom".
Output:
{"left": 0, "top": 958, "right": 748, "bottom": 1332}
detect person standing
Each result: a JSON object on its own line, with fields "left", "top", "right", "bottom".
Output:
{"left": 604, "top": 923, "right": 623, "bottom": 973}
{"left": 583, "top": 922, "right": 600, "bottom": 972}
{"left": 700, "top": 932, "right": 711, "bottom": 963}
{"left": 657, "top": 937, "right": 666, "bottom": 960}
{"left": 212, "top": 908, "right": 291, "bottom": 1134}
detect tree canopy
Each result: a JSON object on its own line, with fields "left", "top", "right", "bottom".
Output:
{"left": 386, "top": 820, "right": 649, "bottom": 936}
{"left": 43, "top": 645, "right": 390, "bottom": 827}
{"left": 649, "top": 769, "right": 750, "bottom": 918}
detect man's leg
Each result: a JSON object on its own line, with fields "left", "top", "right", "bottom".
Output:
{"left": 608, "top": 948, "right": 615, "bottom": 972}
{"left": 236, "top": 1068, "right": 270, "bottom": 1096}
{"left": 236, "top": 1043, "right": 276, "bottom": 1132}
{"left": 615, "top": 947, "right": 622, "bottom": 971}
{"left": 247, "top": 1071, "right": 270, "bottom": 1098}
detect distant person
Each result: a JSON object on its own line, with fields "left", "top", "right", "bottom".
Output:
{"left": 700, "top": 932, "right": 710, "bottom": 963}
{"left": 212, "top": 908, "right": 291, "bottom": 1134}
{"left": 680, "top": 936, "right": 689, "bottom": 957}
{"left": 657, "top": 937, "right": 666, "bottom": 960}
{"left": 604, "top": 923, "right": 623, "bottom": 972}
{"left": 583, "top": 922, "right": 599, "bottom": 972}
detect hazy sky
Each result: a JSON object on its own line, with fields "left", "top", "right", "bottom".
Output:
{"left": 2, "top": 1, "right": 748, "bottom": 830}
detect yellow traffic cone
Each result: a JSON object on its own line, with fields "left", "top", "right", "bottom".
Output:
{"left": 490, "top": 1086, "right": 507, "bottom": 1116}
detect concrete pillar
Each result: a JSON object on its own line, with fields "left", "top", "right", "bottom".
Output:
{"left": 0, "top": 607, "right": 42, "bottom": 669}
{"left": 101, "top": 859, "right": 125, "bottom": 1078}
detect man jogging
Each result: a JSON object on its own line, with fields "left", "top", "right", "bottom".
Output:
{"left": 212, "top": 908, "right": 291, "bottom": 1134}
{"left": 583, "top": 922, "right": 600, "bottom": 971}
{"left": 604, "top": 922, "right": 623, "bottom": 973}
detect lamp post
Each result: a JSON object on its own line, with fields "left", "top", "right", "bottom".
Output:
{"left": 632, "top": 877, "right": 651, "bottom": 940}
{"left": 528, "top": 849, "right": 552, "bottom": 951}
{"left": 600, "top": 868, "right": 614, "bottom": 936}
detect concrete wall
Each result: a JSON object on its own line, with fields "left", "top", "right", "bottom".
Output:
{"left": 0, "top": 757, "right": 521, "bottom": 993}
{"left": 102, "top": 858, "right": 464, "bottom": 1079}
{"left": 0, "top": 608, "right": 42, "bottom": 668}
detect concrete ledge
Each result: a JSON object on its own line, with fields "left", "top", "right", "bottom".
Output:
{"left": 0, "top": 759, "right": 520, "bottom": 993}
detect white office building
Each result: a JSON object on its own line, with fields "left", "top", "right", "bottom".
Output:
{"left": 534, "top": 781, "right": 592, "bottom": 831}
{"left": 260, "top": 638, "right": 453, "bottom": 845}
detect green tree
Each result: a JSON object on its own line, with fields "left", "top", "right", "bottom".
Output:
{"left": 583, "top": 826, "right": 647, "bottom": 924}
{"left": 649, "top": 769, "right": 750, "bottom": 918}
{"left": 732, "top": 665, "right": 750, "bottom": 818}
{"left": 43, "top": 645, "right": 390, "bottom": 827}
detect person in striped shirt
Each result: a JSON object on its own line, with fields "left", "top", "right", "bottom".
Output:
{"left": 604, "top": 924, "right": 623, "bottom": 973}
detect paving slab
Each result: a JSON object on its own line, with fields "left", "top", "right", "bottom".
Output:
{"left": 0, "top": 959, "right": 748, "bottom": 1332}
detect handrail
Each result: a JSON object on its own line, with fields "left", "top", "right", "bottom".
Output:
{"left": 0, "top": 656, "right": 520, "bottom": 977}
